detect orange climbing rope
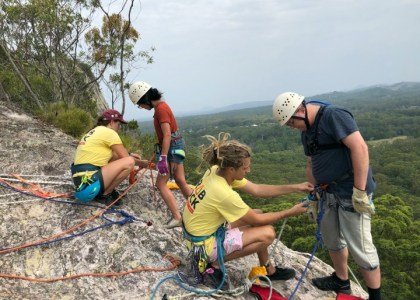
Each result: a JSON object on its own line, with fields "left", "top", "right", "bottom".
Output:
{"left": 0, "top": 254, "right": 181, "bottom": 283}
{"left": 0, "top": 157, "right": 178, "bottom": 284}
{"left": 0, "top": 165, "right": 151, "bottom": 255}
{"left": 0, "top": 173, "right": 71, "bottom": 199}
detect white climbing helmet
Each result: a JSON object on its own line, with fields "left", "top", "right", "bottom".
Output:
{"left": 272, "top": 92, "right": 305, "bottom": 126}
{"left": 129, "top": 81, "right": 152, "bottom": 105}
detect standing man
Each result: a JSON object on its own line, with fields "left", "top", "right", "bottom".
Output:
{"left": 273, "top": 92, "right": 381, "bottom": 300}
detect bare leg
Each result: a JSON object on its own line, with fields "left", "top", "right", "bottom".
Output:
{"left": 361, "top": 267, "right": 381, "bottom": 289}
{"left": 101, "top": 157, "right": 135, "bottom": 194}
{"left": 212, "top": 225, "right": 277, "bottom": 274}
{"left": 329, "top": 248, "right": 349, "bottom": 280}
{"left": 156, "top": 174, "right": 182, "bottom": 220}
{"left": 172, "top": 163, "right": 193, "bottom": 199}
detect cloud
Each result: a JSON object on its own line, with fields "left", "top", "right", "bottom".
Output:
{"left": 102, "top": 0, "right": 420, "bottom": 120}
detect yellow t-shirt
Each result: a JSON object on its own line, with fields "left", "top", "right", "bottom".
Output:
{"left": 74, "top": 126, "right": 122, "bottom": 167}
{"left": 183, "top": 165, "right": 249, "bottom": 255}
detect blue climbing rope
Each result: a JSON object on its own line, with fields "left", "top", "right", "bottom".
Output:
{"left": 0, "top": 182, "right": 139, "bottom": 251}
{"left": 288, "top": 187, "right": 325, "bottom": 300}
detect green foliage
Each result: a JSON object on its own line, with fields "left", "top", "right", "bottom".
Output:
{"left": 0, "top": 0, "right": 153, "bottom": 119}
{"left": 372, "top": 195, "right": 420, "bottom": 299}
{"left": 37, "top": 102, "right": 94, "bottom": 138}
{"left": 369, "top": 137, "right": 420, "bottom": 218}
{"left": 119, "top": 131, "right": 155, "bottom": 161}
{"left": 0, "top": 0, "right": 98, "bottom": 106}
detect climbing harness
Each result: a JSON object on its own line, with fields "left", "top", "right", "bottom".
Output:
{"left": 154, "top": 132, "right": 186, "bottom": 179}
{"left": 182, "top": 224, "right": 219, "bottom": 284}
{"left": 183, "top": 224, "right": 227, "bottom": 286}
{"left": 70, "top": 163, "right": 103, "bottom": 203}
{"left": 150, "top": 224, "right": 229, "bottom": 299}
{"left": 304, "top": 102, "right": 348, "bottom": 156}
{"left": 301, "top": 190, "right": 320, "bottom": 222}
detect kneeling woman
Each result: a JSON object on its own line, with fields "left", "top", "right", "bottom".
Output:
{"left": 71, "top": 109, "right": 146, "bottom": 205}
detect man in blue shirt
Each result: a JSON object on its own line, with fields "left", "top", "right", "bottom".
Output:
{"left": 273, "top": 92, "right": 381, "bottom": 300}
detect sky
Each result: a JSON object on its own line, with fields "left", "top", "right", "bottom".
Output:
{"left": 101, "top": 0, "right": 420, "bottom": 121}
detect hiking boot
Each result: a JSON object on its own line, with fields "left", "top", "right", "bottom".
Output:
{"left": 164, "top": 218, "right": 182, "bottom": 229}
{"left": 312, "top": 272, "right": 351, "bottom": 294}
{"left": 261, "top": 266, "right": 296, "bottom": 281}
{"left": 94, "top": 193, "right": 122, "bottom": 206}
{"left": 207, "top": 267, "right": 229, "bottom": 290}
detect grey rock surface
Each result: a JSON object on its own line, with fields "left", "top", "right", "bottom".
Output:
{"left": 0, "top": 99, "right": 368, "bottom": 299}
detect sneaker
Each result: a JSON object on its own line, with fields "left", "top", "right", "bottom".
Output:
{"left": 312, "top": 272, "right": 351, "bottom": 294}
{"left": 94, "top": 193, "right": 122, "bottom": 206}
{"left": 261, "top": 266, "right": 296, "bottom": 281}
{"left": 164, "top": 218, "right": 182, "bottom": 229}
{"left": 111, "top": 189, "right": 120, "bottom": 200}
{"left": 207, "top": 267, "right": 229, "bottom": 290}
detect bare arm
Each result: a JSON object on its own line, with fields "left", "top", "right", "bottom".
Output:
{"left": 159, "top": 122, "right": 171, "bottom": 156}
{"left": 110, "top": 144, "right": 129, "bottom": 162}
{"left": 128, "top": 152, "right": 150, "bottom": 168}
{"left": 342, "top": 131, "right": 369, "bottom": 190}
{"left": 238, "top": 180, "right": 313, "bottom": 198}
{"left": 238, "top": 202, "right": 308, "bottom": 227}
{"left": 110, "top": 144, "right": 148, "bottom": 167}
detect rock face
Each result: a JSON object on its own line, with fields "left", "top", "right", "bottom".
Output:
{"left": 0, "top": 99, "right": 368, "bottom": 300}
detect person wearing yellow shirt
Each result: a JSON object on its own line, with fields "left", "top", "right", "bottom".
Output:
{"left": 183, "top": 133, "right": 313, "bottom": 288}
{"left": 71, "top": 109, "right": 148, "bottom": 205}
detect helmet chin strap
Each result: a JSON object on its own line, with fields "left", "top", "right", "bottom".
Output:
{"left": 303, "top": 101, "right": 310, "bottom": 130}
{"left": 290, "top": 101, "right": 310, "bottom": 130}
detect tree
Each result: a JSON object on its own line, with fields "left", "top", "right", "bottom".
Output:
{"left": 0, "top": 41, "right": 42, "bottom": 108}
{"left": 84, "top": 0, "right": 154, "bottom": 115}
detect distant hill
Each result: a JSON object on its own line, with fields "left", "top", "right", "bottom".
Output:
{"left": 174, "top": 100, "right": 273, "bottom": 117}
{"left": 308, "top": 81, "right": 420, "bottom": 106}
{"left": 176, "top": 81, "right": 420, "bottom": 117}
{"left": 139, "top": 81, "right": 420, "bottom": 133}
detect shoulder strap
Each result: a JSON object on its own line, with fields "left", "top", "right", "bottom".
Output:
{"left": 308, "top": 105, "right": 345, "bottom": 155}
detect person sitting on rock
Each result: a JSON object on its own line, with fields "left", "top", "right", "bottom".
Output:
{"left": 182, "top": 132, "right": 313, "bottom": 287}
{"left": 71, "top": 109, "right": 148, "bottom": 206}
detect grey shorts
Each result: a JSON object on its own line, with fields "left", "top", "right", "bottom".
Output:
{"left": 320, "top": 192, "right": 380, "bottom": 270}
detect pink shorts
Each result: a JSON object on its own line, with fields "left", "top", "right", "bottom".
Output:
{"left": 208, "top": 228, "right": 243, "bottom": 262}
